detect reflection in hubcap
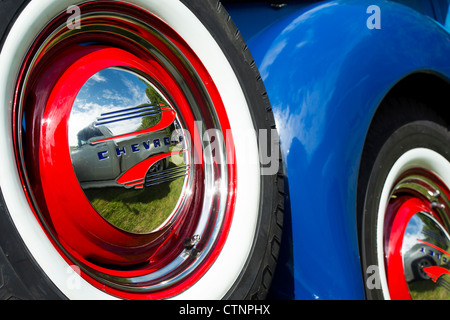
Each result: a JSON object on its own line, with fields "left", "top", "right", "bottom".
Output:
{"left": 403, "top": 212, "right": 450, "bottom": 299}
{"left": 69, "top": 68, "right": 189, "bottom": 234}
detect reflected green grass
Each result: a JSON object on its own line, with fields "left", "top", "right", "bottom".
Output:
{"left": 85, "top": 176, "right": 184, "bottom": 234}
{"left": 408, "top": 276, "right": 450, "bottom": 300}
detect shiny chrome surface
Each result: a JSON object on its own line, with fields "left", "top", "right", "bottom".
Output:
{"left": 392, "top": 173, "right": 450, "bottom": 237}
{"left": 391, "top": 172, "right": 450, "bottom": 299}
{"left": 403, "top": 212, "right": 450, "bottom": 299}
{"left": 69, "top": 68, "right": 189, "bottom": 235}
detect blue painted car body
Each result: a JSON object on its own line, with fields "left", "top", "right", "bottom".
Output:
{"left": 223, "top": 0, "right": 450, "bottom": 299}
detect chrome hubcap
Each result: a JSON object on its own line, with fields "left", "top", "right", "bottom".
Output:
{"left": 386, "top": 170, "right": 450, "bottom": 299}
{"left": 403, "top": 212, "right": 450, "bottom": 298}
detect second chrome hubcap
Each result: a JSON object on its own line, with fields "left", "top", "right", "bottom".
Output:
{"left": 386, "top": 170, "right": 450, "bottom": 299}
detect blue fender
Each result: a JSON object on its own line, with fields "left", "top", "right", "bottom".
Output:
{"left": 231, "top": 0, "right": 450, "bottom": 299}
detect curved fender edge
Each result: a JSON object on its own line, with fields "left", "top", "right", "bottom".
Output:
{"left": 247, "top": 0, "right": 450, "bottom": 299}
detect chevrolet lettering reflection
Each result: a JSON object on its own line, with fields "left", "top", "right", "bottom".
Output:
{"left": 69, "top": 67, "right": 189, "bottom": 190}
{"left": 97, "top": 135, "right": 184, "bottom": 160}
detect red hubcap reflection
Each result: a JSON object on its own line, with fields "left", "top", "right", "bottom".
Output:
{"left": 384, "top": 169, "right": 450, "bottom": 300}
{"left": 13, "top": 2, "right": 236, "bottom": 299}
